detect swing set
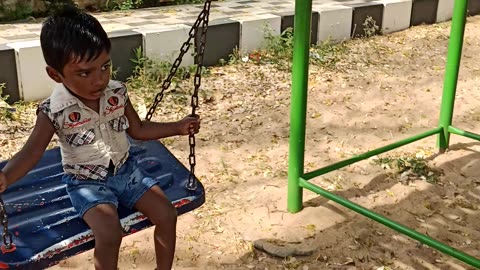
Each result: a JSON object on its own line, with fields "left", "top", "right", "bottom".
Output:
{"left": 288, "top": 0, "right": 480, "bottom": 268}
{"left": 0, "top": 0, "right": 212, "bottom": 269}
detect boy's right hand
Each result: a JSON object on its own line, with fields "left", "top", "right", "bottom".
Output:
{"left": 0, "top": 172, "right": 7, "bottom": 193}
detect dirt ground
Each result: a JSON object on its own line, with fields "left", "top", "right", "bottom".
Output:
{"left": 2, "top": 15, "right": 480, "bottom": 270}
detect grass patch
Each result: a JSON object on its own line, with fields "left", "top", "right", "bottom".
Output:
{"left": 125, "top": 47, "right": 214, "bottom": 121}
{"left": 373, "top": 155, "right": 442, "bottom": 184}
{"left": 242, "top": 26, "right": 349, "bottom": 71}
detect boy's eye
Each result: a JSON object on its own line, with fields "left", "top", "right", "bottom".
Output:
{"left": 102, "top": 64, "right": 111, "bottom": 71}
{"left": 79, "top": 72, "right": 88, "bottom": 77}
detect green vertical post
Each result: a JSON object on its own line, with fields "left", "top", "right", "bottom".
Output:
{"left": 288, "top": 0, "right": 312, "bottom": 213}
{"left": 437, "top": 0, "right": 468, "bottom": 150}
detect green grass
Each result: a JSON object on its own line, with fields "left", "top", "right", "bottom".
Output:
{"left": 126, "top": 47, "right": 206, "bottom": 107}
{"left": 374, "top": 155, "right": 441, "bottom": 184}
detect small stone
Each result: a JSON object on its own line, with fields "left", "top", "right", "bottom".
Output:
{"left": 253, "top": 238, "right": 316, "bottom": 258}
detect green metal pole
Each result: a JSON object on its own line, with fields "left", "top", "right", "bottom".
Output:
{"left": 448, "top": 126, "right": 480, "bottom": 141}
{"left": 300, "top": 179, "right": 480, "bottom": 268}
{"left": 303, "top": 127, "right": 442, "bottom": 181}
{"left": 288, "top": 0, "right": 312, "bottom": 213}
{"left": 437, "top": 0, "right": 468, "bottom": 150}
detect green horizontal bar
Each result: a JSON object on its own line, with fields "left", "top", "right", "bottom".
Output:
{"left": 303, "top": 127, "right": 443, "bottom": 181}
{"left": 299, "top": 179, "right": 480, "bottom": 268}
{"left": 448, "top": 126, "right": 480, "bottom": 141}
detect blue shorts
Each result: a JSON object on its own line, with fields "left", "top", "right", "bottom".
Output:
{"left": 63, "top": 156, "right": 160, "bottom": 218}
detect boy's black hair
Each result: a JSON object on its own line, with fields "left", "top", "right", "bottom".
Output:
{"left": 40, "top": 5, "right": 111, "bottom": 74}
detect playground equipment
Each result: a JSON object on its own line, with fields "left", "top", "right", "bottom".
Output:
{"left": 287, "top": 0, "right": 480, "bottom": 268}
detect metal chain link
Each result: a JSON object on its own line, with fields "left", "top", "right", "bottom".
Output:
{"left": 0, "top": 196, "right": 13, "bottom": 250}
{"left": 186, "top": 0, "right": 211, "bottom": 191}
{"left": 145, "top": 0, "right": 212, "bottom": 191}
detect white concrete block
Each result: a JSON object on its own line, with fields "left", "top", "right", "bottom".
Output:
{"left": 313, "top": 5, "right": 353, "bottom": 43}
{"left": 436, "top": 0, "right": 455, "bottom": 22}
{"left": 8, "top": 40, "right": 55, "bottom": 102}
{"left": 378, "top": 0, "right": 412, "bottom": 34}
{"left": 138, "top": 24, "right": 194, "bottom": 67}
{"left": 233, "top": 14, "right": 281, "bottom": 53}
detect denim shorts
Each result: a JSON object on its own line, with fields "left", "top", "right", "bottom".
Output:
{"left": 62, "top": 156, "right": 160, "bottom": 218}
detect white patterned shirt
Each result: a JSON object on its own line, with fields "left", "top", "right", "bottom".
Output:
{"left": 38, "top": 80, "right": 131, "bottom": 180}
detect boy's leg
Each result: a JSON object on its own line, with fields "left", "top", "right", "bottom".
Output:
{"left": 83, "top": 203, "right": 123, "bottom": 270}
{"left": 134, "top": 185, "right": 177, "bottom": 270}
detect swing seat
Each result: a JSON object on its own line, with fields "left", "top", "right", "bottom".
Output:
{"left": 0, "top": 139, "right": 205, "bottom": 270}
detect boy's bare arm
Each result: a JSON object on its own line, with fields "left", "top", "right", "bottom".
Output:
{"left": 0, "top": 112, "right": 55, "bottom": 192}
{"left": 124, "top": 99, "right": 200, "bottom": 141}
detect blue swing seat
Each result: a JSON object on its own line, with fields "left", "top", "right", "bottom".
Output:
{"left": 0, "top": 140, "right": 205, "bottom": 270}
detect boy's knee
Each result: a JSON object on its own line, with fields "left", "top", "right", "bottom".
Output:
{"left": 150, "top": 202, "right": 177, "bottom": 226}
{"left": 85, "top": 207, "right": 124, "bottom": 247}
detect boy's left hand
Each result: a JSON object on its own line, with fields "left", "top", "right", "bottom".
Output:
{"left": 177, "top": 115, "right": 201, "bottom": 136}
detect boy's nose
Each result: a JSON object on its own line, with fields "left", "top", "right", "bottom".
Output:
{"left": 92, "top": 73, "right": 106, "bottom": 88}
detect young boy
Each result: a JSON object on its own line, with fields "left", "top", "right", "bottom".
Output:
{"left": 0, "top": 6, "right": 200, "bottom": 270}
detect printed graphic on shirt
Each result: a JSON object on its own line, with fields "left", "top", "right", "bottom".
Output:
{"left": 108, "top": 96, "right": 119, "bottom": 106}
{"left": 68, "top": 112, "right": 81, "bottom": 122}
{"left": 64, "top": 111, "right": 92, "bottom": 129}
{"left": 105, "top": 95, "right": 125, "bottom": 115}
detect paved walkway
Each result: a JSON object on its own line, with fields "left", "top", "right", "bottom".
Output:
{"left": 0, "top": 0, "right": 371, "bottom": 45}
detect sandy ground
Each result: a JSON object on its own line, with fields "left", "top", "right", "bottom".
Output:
{"left": 2, "top": 15, "right": 480, "bottom": 270}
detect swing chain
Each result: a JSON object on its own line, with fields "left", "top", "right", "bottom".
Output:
{"left": 187, "top": 0, "right": 211, "bottom": 191}
{"left": 145, "top": 0, "right": 212, "bottom": 122}
{"left": 145, "top": 0, "right": 212, "bottom": 191}
{"left": 0, "top": 196, "right": 13, "bottom": 250}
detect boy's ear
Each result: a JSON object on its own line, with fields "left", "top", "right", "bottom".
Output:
{"left": 46, "top": 66, "right": 63, "bottom": 83}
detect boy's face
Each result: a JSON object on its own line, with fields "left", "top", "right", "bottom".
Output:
{"left": 47, "top": 50, "right": 112, "bottom": 101}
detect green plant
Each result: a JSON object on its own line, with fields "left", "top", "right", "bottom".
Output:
{"left": 260, "top": 26, "right": 349, "bottom": 70}
{"left": 0, "top": 83, "right": 15, "bottom": 121}
{"left": 172, "top": 0, "right": 205, "bottom": 4}
{"left": 110, "top": 66, "right": 119, "bottom": 79}
{"left": 226, "top": 47, "right": 244, "bottom": 65}
{"left": 363, "top": 16, "right": 380, "bottom": 38}
{"left": 264, "top": 26, "right": 294, "bottom": 60}
{"left": 374, "top": 156, "right": 441, "bottom": 184}
{"left": 310, "top": 39, "right": 349, "bottom": 69}
{"left": 131, "top": 46, "right": 148, "bottom": 73}
{"left": 0, "top": 1, "right": 33, "bottom": 22}
{"left": 106, "top": 0, "right": 143, "bottom": 10}
{"left": 0, "top": 0, "right": 212, "bottom": 22}
{"left": 127, "top": 47, "right": 204, "bottom": 105}
{"left": 106, "top": 0, "right": 205, "bottom": 11}
{"left": 241, "top": 25, "right": 295, "bottom": 70}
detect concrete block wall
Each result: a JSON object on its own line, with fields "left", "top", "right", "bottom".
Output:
{"left": 235, "top": 14, "right": 282, "bottom": 53}
{"left": 2, "top": 0, "right": 480, "bottom": 102}
{"left": 195, "top": 18, "right": 240, "bottom": 66}
{"left": 314, "top": 5, "right": 353, "bottom": 43}
{"left": 0, "top": 45, "right": 19, "bottom": 103}
{"left": 351, "top": 2, "right": 384, "bottom": 38}
{"left": 140, "top": 25, "right": 195, "bottom": 67}
{"left": 276, "top": 10, "right": 319, "bottom": 45}
{"left": 437, "top": 0, "right": 455, "bottom": 22}
{"left": 9, "top": 40, "right": 55, "bottom": 102}
{"left": 380, "top": 0, "right": 412, "bottom": 34}
{"left": 110, "top": 30, "right": 143, "bottom": 82}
